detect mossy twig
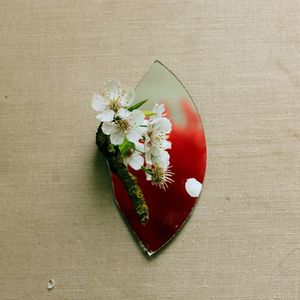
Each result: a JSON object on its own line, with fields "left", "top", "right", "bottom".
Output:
{"left": 96, "top": 125, "right": 149, "bottom": 224}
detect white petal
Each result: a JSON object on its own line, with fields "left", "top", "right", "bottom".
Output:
{"left": 117, "top": 108, "right": 131, "bottom": 119}
{"left": 103, "top": 80, "right": 121, "bottom": 100}
{"left": 185, "top": 178, "right": 202, "bottom": 197}
{"left": 152, "top": 150, "right": 170, "bottom": 168}
{"left": 102, "top": 122, "right": 117, "bottom": 135}
{"left": 92, "top": 93, "right": 107, "bottom": 111}
{"left": 160, "top": 151, "right": 170, "bottom": 167}
{"left": 142, "top": 118, "right": 149, "bottom": 126}
{"left": 150, "top": 144, "right": 161, "bottom": 156}
{"left": 136, "top": 126, "right": 147, "bottom": 136}
{"left": 139, "top": 125, "right": 148, "bottom": 135}
{"left": 127, "top": 129, "right": 142, "bottom": 144}
{"left": 127, "top": 152, "right": 144, "bottom": 170}
{"left": 47, "top": 279, "right": 55, "bottom": 290}
{"left": 144, "top": 133, "right": 150, "bottom": 146}
{"left": 135, "top": 141, "right": 145, "bottom": 153}
{"left": 157, "top": 117, "right": 172, "bottom": 133}
{"left": 145, "top": 152, "right": 152, "bottom": 165}
{"left": 131, "top": 109, "right": 145, "bottom": 126}
{"left": 120, "top": 87, "right": 135, "bottom": 107}
{"left": 110, "top": 131, "right": 125, "bottom": 145}
{"left": 160, "top": 118, "right": 172, "bottom": 133}
{"left": 153, "top": 103, "right": 165, "bottom": 116}
{"left": 96, "top": 109, "right": 115, "bottom": 122}
{"left": 103, "top": 80, "right": 121, "bottom": 91}
{"left": 163, "top": 140, "right": 172, "bottom": 150}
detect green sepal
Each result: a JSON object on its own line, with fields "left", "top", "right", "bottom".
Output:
{"left": 127, "top": 99, "right": 148, "bottom": 111}
{"left": 142, "top": 110, "right": 156, "bottom": 117}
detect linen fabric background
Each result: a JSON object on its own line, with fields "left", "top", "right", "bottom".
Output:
{"left": 0, "top": 1, "right": 299, "bottom": 299}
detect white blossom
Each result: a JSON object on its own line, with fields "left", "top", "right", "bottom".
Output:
{"left": 144, "top": 116, "right": 172, "bottom": 167}
{"left": 102, "top": 108, "right": 146, "bottom": 145}
{"left": 149, "top": 103, "right": 166, "bottom": 124}
{"left": 92, "top": 80, "right": 135, "bottom": 122}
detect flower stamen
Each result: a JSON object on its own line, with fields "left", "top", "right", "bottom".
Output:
{"left": 115, "top": 118, "right": 130, "bottom": 132}
{"left": 108, "top": 98, "right": 121, "bottom": 112}
{"left": 151, "top": 164, "right": 174, "bottom": 190}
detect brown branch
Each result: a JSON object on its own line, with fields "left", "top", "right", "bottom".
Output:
{"left": 96, "top": 125, "right": 149, "bottom": 224}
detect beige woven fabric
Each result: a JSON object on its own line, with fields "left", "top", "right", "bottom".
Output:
{"left": 0, "top": 1, "right": 299, "bottom": 299}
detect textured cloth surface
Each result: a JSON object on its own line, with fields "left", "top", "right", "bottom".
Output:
{"left": 0, "top": 1, "right": 299, "bottom": 299}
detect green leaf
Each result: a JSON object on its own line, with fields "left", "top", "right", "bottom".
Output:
{"left": 127, "top": 99, "right": 148, "bottom": 111}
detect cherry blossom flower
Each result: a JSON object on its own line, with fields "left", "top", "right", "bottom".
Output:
{"left": 92, "top": 80, "right": 135, "bottom": 122}
{"left": 102, "top": 108, "right": 146, "bottom": 145}
{"left": 144, "top": 116, "right": 172, "bottom": 167}
{"left": 149, "top": 103, "right": 166, "bottom": 124}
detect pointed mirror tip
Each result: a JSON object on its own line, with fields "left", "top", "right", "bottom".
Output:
{"left": 139, "top": 241, "right": 155, "bottom": 257}
{"left": 146, "top": 250, "right": 155, "bottom": 257}
{"left": 153, "top": 59, "right": 163, "bottom": 65}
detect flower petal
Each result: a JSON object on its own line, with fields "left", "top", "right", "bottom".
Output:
{"left": 150, "top": 144, "right": 161, "bottom": 156}
{"left": 102, "top": 122, "right": 117, "bottom": 135}
{"left": 135, "top": 141, "right": 145, "bottom": 153}
{"left": 96, "top": 109, "right": 115, "bottom": 122}
{"left": 92, "top": 93, "right": 107, "bottom": 111}
{"left": 163, "top": 140, "right": 172, "bottom": 150}
{"left": 142, "top": 118, "right": 149, "bottom": 126}
{"left": 131, "top": 109, "right": 145, "bottom": 126}
{"left": 152, "top": 150, "right": 170, "bottom": 168}
{"left": 103, "top": 80, "right": 121, "bottom": 100}
{"left": 127, "top": 152, "right": 144, "bottom": 171}
{"left": 117, "top": 108, "right": 131, "bottom": 119}
{"left": 153, "top": 103, "right": 165, "bottom": 116}
{"left": 157, "top": 117, "right": 172, "bottom": 133}
{"left": 127, "top": 129, "right": 142, "bottom": 144}
{"left": 185, "top": 178, "right": 202, "bottom": 197}
{"left": 110, "top": 131, "right": 125, "bottom": 145}
{"left": 120, "top": 87, "right": 135, "bottom": 107}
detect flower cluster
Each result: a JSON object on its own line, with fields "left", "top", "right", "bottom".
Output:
{"left": 92, "top": 80, "right": 174, "bottom": 190}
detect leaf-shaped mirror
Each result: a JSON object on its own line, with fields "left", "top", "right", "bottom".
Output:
{"left": 97, "top": 61, "right": 207, "bottom": 256}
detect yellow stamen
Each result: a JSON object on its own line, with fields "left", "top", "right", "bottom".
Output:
{"left": 109, "top": 99, "right": 121, "bottom": 112}
{"left": 115, "top": 118, "right": 130, "bottom": 132}
{"left": 151, "top": 165, "right": 174, "bottom": 190}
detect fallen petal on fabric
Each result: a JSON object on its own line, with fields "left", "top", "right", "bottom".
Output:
{"left": 47, "top": 279, "right": 55, "bottom": 290}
